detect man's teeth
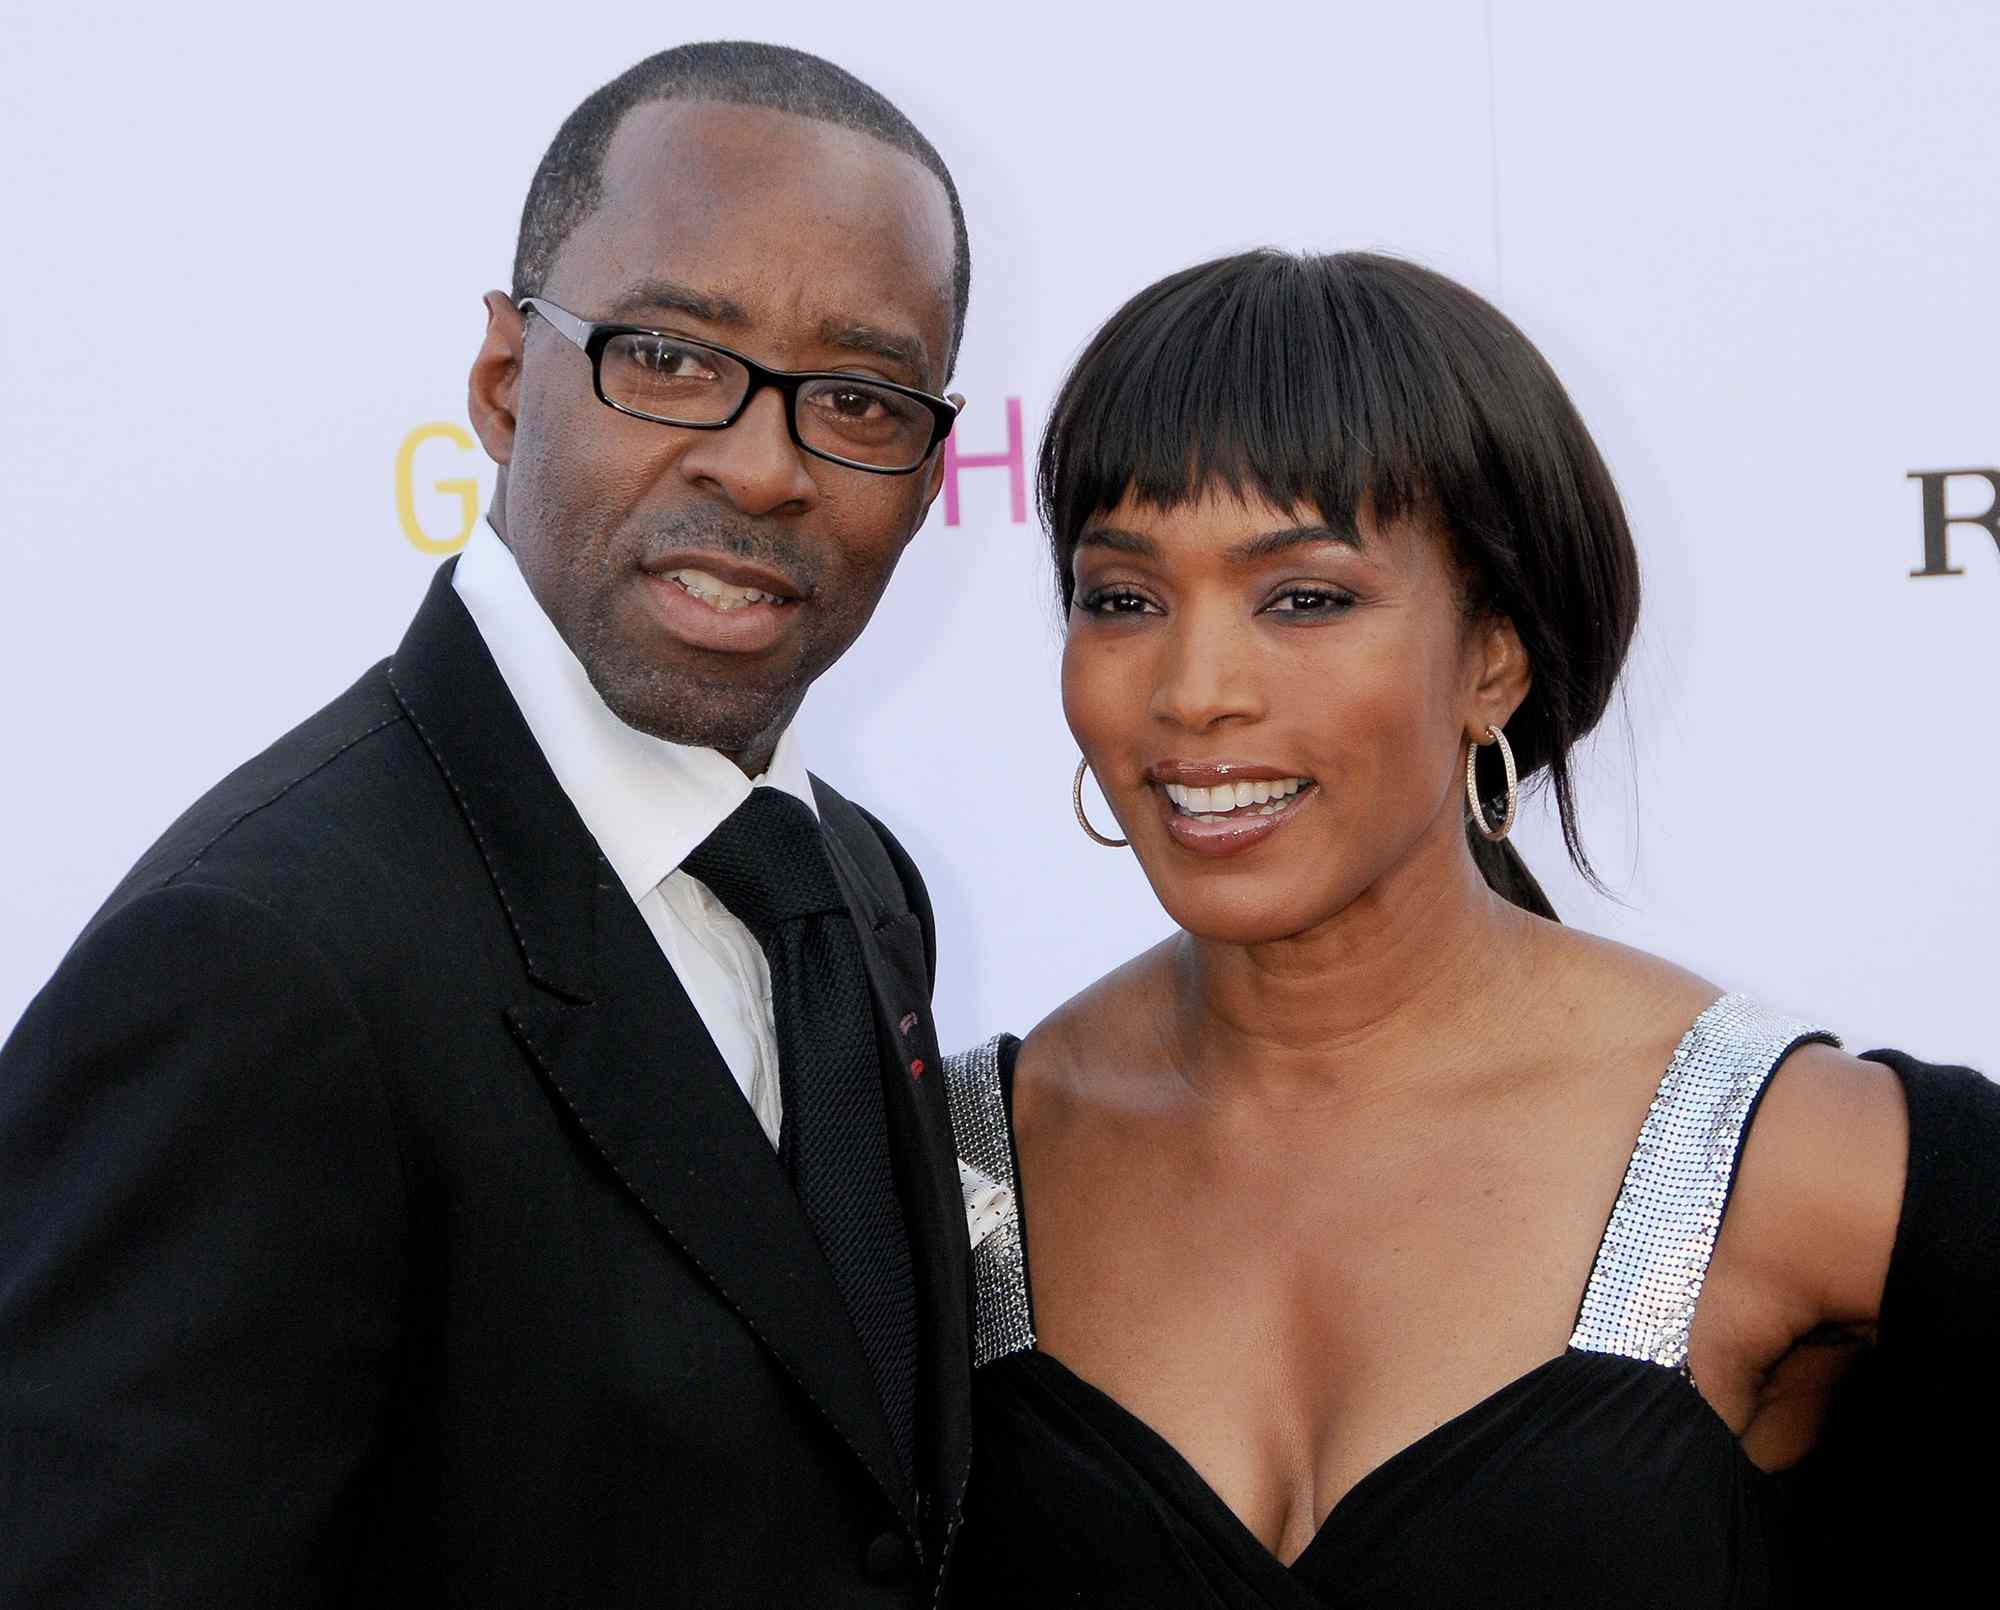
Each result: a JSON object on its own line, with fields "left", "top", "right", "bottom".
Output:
{"left": 665, "top": 568, "right": 786, "bottom": 612}
{"left": 1161, "top": 778, "right": 1309, "bottom": 819}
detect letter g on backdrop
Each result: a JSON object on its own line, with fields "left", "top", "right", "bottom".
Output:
{"left": 396, "top": 422, "right": 481, "bottom": 554}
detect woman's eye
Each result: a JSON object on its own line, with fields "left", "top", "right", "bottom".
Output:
{"left": 1078, "top": 588, "right": 1157, "bottom": 616}
{"left": 1265, "top": 588, "right": 1354, "bottom": 616}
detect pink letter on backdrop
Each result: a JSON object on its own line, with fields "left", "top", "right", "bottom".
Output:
{"left": 942, "top": 396, "right": 1027, "bottom": 526}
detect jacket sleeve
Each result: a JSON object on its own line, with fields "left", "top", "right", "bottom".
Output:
{"left": 0, "top": 881, "right": 407, "bottom": 1608}
{"left": 1780, "top": 1049, "right": 2000, "bottom": 1600}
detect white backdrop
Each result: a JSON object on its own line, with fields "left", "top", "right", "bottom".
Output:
{"left": 4, "top": 1, "right": 1995, "bottom": 1073}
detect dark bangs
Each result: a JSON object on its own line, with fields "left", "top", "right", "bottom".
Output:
{"left": 1037, "top": 249, "right": 1641, "bottom": 883}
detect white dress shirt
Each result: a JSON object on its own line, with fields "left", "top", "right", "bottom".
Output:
{"left": 452, "top": 518, "right": 811, "bottom": 1148}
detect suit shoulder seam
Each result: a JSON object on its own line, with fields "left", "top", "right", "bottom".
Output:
{"left": 162, "top": 712, "right": 403, "bottom": 885}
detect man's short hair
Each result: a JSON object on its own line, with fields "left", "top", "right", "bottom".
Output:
{"left": 513, "top": 40, "right": 972, "bottom": 375}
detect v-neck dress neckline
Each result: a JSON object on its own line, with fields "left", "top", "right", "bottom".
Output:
{"left": 942, "top": 994, "right": 1836, "bottom": 1609}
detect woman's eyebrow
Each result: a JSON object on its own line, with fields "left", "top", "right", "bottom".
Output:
{"left": 1225, "top": 526, "right": 1364, "bottom": 562}
{"left": 1076, "top": 525, "right": 1364, "bottom": 560}
{"left": 1075, "top": 528, "right": 1158, "bottom": 556}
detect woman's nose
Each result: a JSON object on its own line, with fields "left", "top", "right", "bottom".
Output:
{"left": 1147, "top": 614, "right": 1265, "bottom": 734}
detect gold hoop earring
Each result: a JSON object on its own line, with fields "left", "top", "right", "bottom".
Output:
{"left": 1073, "top": 758, "right": 1129, "bottom": 848}
{"left": 1465, "top": 724, "right": 1518, "bottom": 842}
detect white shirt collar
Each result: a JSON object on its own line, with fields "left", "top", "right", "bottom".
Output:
{"left": 451, "top": 517, "right": 816, "bottom": 903}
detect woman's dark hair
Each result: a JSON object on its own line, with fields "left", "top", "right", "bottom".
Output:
{"left": 1038, "top": 249, "right": 1640, "bottom": 888}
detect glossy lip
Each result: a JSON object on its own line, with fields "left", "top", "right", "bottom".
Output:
{"left": 1145, "top": 759, "right": 1315, "bottom": 787}
{"left": 1142, "top": 762, "right": 1321, "bottom": 859}
{"left": 636, "top": 551, "right": 807, "bottom": 656}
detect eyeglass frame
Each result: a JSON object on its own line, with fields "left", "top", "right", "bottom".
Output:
{"left": 516, "top": 296, "right": 962, "bottom": 476}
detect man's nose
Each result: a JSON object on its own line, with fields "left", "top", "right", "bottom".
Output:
{"left": 674, "top": 385, "right": 819, "bottom": 515}
{"left": 1148, "top": 611, "right": 1267, "bottom": 734}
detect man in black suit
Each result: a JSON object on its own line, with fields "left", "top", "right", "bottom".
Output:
{"left": 0, "top": 42, "right": 975, "bottom": 1607}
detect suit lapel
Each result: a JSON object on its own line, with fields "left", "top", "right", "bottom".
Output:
{"left": 817, "top": 808, "right": 975, "bottom": 1535}
{"left": 503, "top": 886, "right": 911, "bottom": 1521}
{"left": 386, "top": 563, "right": 911, "bottom": 1526}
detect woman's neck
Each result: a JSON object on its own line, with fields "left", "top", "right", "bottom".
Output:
{"left": 1168, "top": 833, "right": 1552, "bottom": 1113}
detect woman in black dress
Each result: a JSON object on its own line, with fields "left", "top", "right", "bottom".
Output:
{"left": 941, "top": 251, "right": 1995, "bottom": 1607}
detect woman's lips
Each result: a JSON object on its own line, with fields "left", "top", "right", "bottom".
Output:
{"left": 1154, "top": 780, "right": 1319, "bottom": 857}
{"left": 1146, "top": 760, "right": 1305, "bottom": 786}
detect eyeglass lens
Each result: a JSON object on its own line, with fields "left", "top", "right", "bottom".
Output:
{"left": 601, "top": 333, "right": 936, "bottom": 470}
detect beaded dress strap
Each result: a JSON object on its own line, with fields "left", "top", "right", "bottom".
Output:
{"left": 1568, "top": 992, "right": 1838, "bottom": 1370}
{"left": 943, "top": 1036, "right": 1036, "bottom": 1367}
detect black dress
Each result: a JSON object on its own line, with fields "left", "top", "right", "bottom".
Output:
{"left": 939, "top": 995, "right": 2000, "bottom": 1608}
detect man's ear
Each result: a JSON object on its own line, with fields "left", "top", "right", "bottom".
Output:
{"left": 468, "top": 290, "right": 525, "bottom": 467}
{"left": 911, "top": 394, "right": 965, "bottom": 533}
{"left": 1465, "top": 613, "right": 1532, "bottom": 742}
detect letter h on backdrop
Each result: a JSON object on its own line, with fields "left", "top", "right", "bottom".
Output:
{"left": 942, "top": 397, "right": 1027, "bottom": 526}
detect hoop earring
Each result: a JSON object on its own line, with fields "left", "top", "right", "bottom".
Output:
{"left": 1465, "top": 724, "right": 1518, "bottom": 842}
{"left": 1073, "top": 758, "right": 1129, "bottom": 848}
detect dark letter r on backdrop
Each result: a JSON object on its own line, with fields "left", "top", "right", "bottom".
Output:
{"left": 1907, "top": 468, "right": 2000, "bottom": 576}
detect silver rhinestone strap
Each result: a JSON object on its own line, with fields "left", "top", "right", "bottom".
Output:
{"left": 1569, "top": 993, "right": 1837, "bottom": 1369}
{"left": 943, "top": 1036, "right": 1036, "bottom": 1367}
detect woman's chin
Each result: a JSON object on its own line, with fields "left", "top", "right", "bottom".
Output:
{"left": 1146, "top": 878, "right": 1352, "bottom": 949}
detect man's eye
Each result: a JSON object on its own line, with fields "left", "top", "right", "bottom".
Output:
{"left": 629, "top": 340, "right": 716, "bottom": 379}
{"left": 818, "top": 387, "right": 888, "bottom": 420}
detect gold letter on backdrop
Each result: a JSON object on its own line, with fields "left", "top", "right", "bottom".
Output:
{"left": 396, "top": 423, "right": 480, "bottom": 554}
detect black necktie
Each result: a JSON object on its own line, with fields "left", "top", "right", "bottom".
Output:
{"left": 681, "top": 788, "right": 918, "bottom": 1482}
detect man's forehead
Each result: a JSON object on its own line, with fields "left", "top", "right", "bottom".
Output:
{"left": 553, "top": 98, "right": 956, "bottom": 376}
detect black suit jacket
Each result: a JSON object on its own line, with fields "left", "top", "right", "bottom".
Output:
{"left": 0, "top": 563, "right": 973, "bottom": 1608}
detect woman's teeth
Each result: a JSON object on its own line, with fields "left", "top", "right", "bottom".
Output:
{"left": 1161, "top": 778, "right": 1309, "bottom": 820}
{"left": 665, "top": 568, "right": 785, "bottom": 612}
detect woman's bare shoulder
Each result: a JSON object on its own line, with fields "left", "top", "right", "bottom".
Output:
{"left": 1727, "top": 1037, "right": 1907, "bottom": 1329}
{"left": 1517, "top": 923, "right": 1725, "bottom": 1072}
{"left": 1542, "top": 927, "right": 1905, "bottom": 1323}
{"left": 1545, "top": 929, "right": 1903, "bottom": 1241}
{"left": 1015, "top": 939, "right": 1181, "bottom": 1114}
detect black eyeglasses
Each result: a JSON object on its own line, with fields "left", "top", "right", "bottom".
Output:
{"left": 517, "top": 297, "right": 960, "bottom": 476}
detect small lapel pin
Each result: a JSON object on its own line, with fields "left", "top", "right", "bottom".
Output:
{"left": 898, "top": 1011, "right": 920, "bottom": 1038}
